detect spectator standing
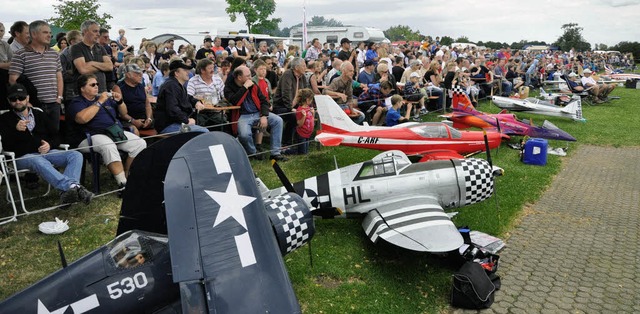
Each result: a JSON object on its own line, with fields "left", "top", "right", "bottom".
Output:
{"left": 284, "top": 88, "right": 315, "bottom": 155}
{"left": 305, "top": 38, "right": 322, "bottom": 62}
{"left": 9, "top": 21, "right": 29, "bottom": 53}
{"left": 0, "top": 22, "right": 13, "bottom": 110}
{"left": 70, "top": 20, "right": 114, "bottom": 94}
{"left": 272, "top": 57, "right": 308, "bottom": 146}
{"left": 9, "top": 20, "right": 64, "bottom": 133}
{"left": 99, "top": 28, "right": 117, "bottom": 90}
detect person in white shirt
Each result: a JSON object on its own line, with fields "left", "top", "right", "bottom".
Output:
{"left": 580, "top": 68, "right": 614, "bottom": 101}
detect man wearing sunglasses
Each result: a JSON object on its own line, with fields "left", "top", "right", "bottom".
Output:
{"left": 0, "top": 84, "right": 93, "bottom": 206}
{"left": 8, "top": 20, "right": 64, "bottom": 133}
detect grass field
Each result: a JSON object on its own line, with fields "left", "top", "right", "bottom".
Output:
{"left": 1, "top": 86, "right": 639, "bottom": 313}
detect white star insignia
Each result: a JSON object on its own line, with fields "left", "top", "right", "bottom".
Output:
{"left": 206, "top": 174, "right": 256, "bottom": 229}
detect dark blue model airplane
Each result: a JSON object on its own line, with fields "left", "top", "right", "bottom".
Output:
{"left": 1, "top": 132, "right": 315, "bottom": 313}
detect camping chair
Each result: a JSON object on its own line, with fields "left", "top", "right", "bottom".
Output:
{"left": 559, "top": 74, "right": 594, "bottom": 106}
{"left": 0, "top": 151, "right": 18, "bottom": 225}
{"left": 2, "top": 138, "right": 71, "bottom": 215}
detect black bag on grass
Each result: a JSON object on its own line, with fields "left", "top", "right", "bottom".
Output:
{"left": 451, "top": 261, "right": 496, "bottom": 309}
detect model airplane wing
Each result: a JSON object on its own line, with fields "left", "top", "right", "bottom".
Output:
{"left": 362, "top": 195, "right": 464, "bottom": 252}
{"left": 164, "top": 132, "right": 303, "bottom": 313}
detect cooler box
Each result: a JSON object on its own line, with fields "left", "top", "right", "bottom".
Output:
{"left": 523, "top": 138, "right": 548, "bottom": 165}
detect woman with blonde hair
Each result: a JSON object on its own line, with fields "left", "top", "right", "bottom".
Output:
{"left": 309, "top": 60, "right": 327, "bottom": 95}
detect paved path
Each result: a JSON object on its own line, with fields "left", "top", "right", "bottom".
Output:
{"left": 455, "top": 145, "right": 640, "bottom": 313}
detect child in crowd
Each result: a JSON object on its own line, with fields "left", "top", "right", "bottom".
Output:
{"left": 285, "top": 88, "right": 315, "bottom": 155}
{"left": 385, "top": 95, "right": 412, "bottom": 126}
{"left": 404, "top": 72, "right": 427, "bottom": 118}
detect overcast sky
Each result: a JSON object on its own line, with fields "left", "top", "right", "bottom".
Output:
{"left": 2, "top": 0, "right": 640, "bottom": 48}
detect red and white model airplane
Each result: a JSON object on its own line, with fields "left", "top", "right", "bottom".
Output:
{"left": 314, "top": 95, "right": 506, "bottom": 161}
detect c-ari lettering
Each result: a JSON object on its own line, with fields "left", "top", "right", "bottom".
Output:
{"left": 357, "top": 137, "right": 379, "bottom": 144}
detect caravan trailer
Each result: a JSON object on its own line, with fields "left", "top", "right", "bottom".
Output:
{"left": 289, "top": 26, "right": 388, "bottom": 46}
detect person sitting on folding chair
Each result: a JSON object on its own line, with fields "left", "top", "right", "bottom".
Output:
{"left": 0, "top": 84, "right": 93, "bottom": 206}
{"left": 580, "top": 68, "right": 615, "bottom": 102}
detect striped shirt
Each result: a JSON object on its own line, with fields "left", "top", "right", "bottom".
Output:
{"left": 186, "top": 75, "right": 225, "bottom": 105}
{"left": 9, "top": 46, "right": 62, "bottom": 103}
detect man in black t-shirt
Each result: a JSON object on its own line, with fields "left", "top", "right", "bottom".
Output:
{"left": 195, "top": 37, "right": 214, "bottom": 60}
{"left": 336, "top": 37, "right": 357, "bottom": 74}
{"left": 70, "top": 20, "right": 112, "bottom": 93}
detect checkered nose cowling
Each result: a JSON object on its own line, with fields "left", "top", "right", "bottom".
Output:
{"left": 461, "top": 159, "right": 494, "bottom": 205}
{"left": 264, "top": 193, "right": 315, "bottom": 256}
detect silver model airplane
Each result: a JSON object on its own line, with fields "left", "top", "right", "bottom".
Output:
{"left": 491, "top": 95, "right": 585, "bottom": 122}
{"left": 259, "top": 150, "right": 503, "bottom": 253}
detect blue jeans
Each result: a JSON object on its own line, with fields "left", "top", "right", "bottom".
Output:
{"left": 237, "top": 112, "right": 283, "bottom": 155}
{"left": 286, "top": 133, "right": 310, "bottom": 155}
{"left": 160, "top": 123, "right": 209, "bottom": 134}
{"left": 14, "top": 149, "right": 83, "bottom": 192}
{"left": 501, "top": 80, "right": 513, "bottom": 96}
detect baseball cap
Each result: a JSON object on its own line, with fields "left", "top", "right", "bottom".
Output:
{"left": 583, "top": 68, "right": 592, "bottom": 74}
{"left": 204, "top": 37, "right": 213, "bottom": 43}
{"left": 340, "top": 37, "right": 351, "bottom": 45}
{"left": 124, "top": 63, "right": 143, "bottom": 74}
{"left": 568, "top": 72, "right": 578, "bottom": 77}
{"left": 364, "top": 59, "right": 375, "bottom": 67}
{"left": 410, "top": 72, "right": 421, "bottom": 78}
{"left": 169, "top": 59, "right": 193, "bottom": 71}
{"left": 8, "top": 84, "right": 28, "bottom": 98}
{"left": 486, "top": 61, "right": 495, "bottom": 66}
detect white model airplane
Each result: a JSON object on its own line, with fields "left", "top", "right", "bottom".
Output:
{"left": 491, "top": 95, "right": 586, "bottom": 122}
{"left": 259, "top": 150, "right": 503, "bottom": 253}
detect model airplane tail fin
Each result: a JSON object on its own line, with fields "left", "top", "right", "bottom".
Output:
{"left": 561, "top": 98, "right": 585, "bottom": 121}
{"left": 315, "top": 95, "right": 363, "bottom": 133}
{"left": 451, "top": 87, "right": 475, "bottom": 111}
{"left": 164, "top": 132, "right": 306, "bottom": 313}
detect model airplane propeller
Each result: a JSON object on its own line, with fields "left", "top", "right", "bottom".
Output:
{"left": 442, "top": 88, "right": 577, "bottom": 142}
{"left": 314, "top": 95, "right": 507, "bottom": 161}
{"left": 260, "top": 150, "right": 504, "bottom": 253}
{"left": 1, "top": 132, "right": 314, "bottom": 314}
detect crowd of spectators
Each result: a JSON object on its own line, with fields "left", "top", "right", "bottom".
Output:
{"left": 1, "top": 18, "right": 637, "bottom": 204}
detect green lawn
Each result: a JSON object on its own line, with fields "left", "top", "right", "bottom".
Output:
{"left": 1, "top": 85, "right": 639, "bottom": 312}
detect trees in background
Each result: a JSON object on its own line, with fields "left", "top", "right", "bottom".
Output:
{"left": 48, "top": 0, "right": 112, "bottom": 30}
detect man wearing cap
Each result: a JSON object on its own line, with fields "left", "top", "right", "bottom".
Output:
{"left": 9, "top": 20, "right": 64, "bottom": 133}
{"left": 224, "top": 65, "right": 287, "bottom": 161}
{"left": 0, "top": 84, "right": 94, "bottom": 206}
{"left": 337, "top": 38, "right": 357, "bottom": 71}
{"left": 154, "top": 60, "right": 209, "bottom": 134}
{"left": 581, "top": 68, "right": 615, "bottom": 102}
{"left": 114, "top": 64, "right": 153, "bottom": 131}
{"left": 358, "top": 60, "right": 377, "bottom": 86}
{"left": 196, "top": 37, "right": 214, "bottom": 60}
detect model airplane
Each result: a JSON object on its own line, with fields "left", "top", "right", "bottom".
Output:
{"left": 604, "top": 64, "right": 640, "bottom": 80}
{"left": 314, "top": 95, "right": 506, "bottom": 161}
{"left": 259, "top": 149, "right": 503, "bottom": 253}
{"left": 1, "top": 132, "right": 315, "bottom": 313}
{"left": 442, "top": 88, "right": 577, "bottom": 142}
{"left": 491, "top": 95, "right": 585, "bottom": 122}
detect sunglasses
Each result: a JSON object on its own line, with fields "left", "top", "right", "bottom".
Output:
{"left": 110, "top": 45, "right": 118, "bottom": 47}
{"left": 88, "top": 83, "right": 99, "bottom": 87}
{"left": 9, "top": 96, "right": 27, "bottom": 102}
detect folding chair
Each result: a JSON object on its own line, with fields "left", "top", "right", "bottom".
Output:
{"left": 0, "top": 153, "right": 19, "bottom": 225}
{"left": 559, "top": 74, "right": 594, "bottom": 106}
{"left": 2, "top": 143, "right": 72, "bottom": 215}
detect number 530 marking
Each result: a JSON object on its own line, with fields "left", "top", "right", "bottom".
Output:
{"left": 107, "top": 272, "right": 149, "bottom": 299}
